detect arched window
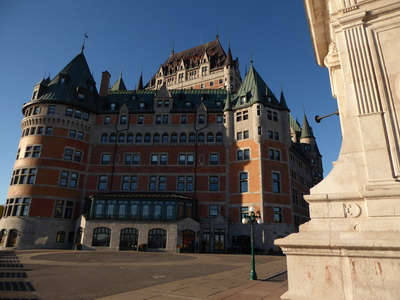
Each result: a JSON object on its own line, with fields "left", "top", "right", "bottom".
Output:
{"left": 207, "top": 133, "right": 214, "bottom": 143}
{"left": 153, "top": 133, "right": 160, "bottom": 143}
{"left": 118, "top": 133, "right": 125, "bottom": 143}
{"left": 101, "top": 133, "right": 108, "bottom": 143}
{"left": 0, "top": 229, "right": 7, "bottom": 246}
{"left": 180, "top": 133, "right": 187, "bottom": 143}
{"left": 189, "top": 132, "right": 196, "bottom": 142}
{"left": 144, "top": 133, "right": 151, "bottom": 143}
{"left": 119, "top": 228, "right": 139, "bottom": 251}
{"left": 162, "top": 133, "right": 169, "bottom": 143}
{"left": 136, "top": 133, "right": 143, "bottom": 143}
{"left": 171, "top": 133, "right": 178, "bottom": 143}
{"left": 92, "top": 227, "right": 111, "bottom": 247}
{"left": 216, "top": 132, "right": 223, "bottom": 142}
{"left": 109, "top": 133, "right": 116, "bottom": 143}
{"left": 127, "top": 133, "right": 134, "bottom": 143}
{"left": 148, "top": 228, "right": 167, "bottom": 248}
{"left": 198, "top": 132, "right": 205, "bottom": 142}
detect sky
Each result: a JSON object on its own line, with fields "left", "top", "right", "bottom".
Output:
{"left": 0, "top": 0, "right": 342, "bottom": 204}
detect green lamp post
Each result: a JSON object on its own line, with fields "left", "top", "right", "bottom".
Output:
{"left": 242, "top": 206, "right": 262, "bottom": 280}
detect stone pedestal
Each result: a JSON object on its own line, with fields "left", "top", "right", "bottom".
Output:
{"left": 277, "top": 1, "right": 400, "bottom": 299}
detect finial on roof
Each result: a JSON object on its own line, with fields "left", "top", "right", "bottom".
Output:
{"left": 250, "top": 53, "right": 253, "bottom": 66}
{"left": 171, "top": 40, "right": 175, "bottom": 56}
{"left": 216, "top": 24, "right": 219, "bottom": 41}
{"left": 81, "top": 32, "right": 89, "bottom": 53}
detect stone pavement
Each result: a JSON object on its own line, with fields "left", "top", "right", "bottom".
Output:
{"left": 96, "top": 257, "right": 287, "bottom": 300}
{"left": 0, "top": 250, "right": 287, "bottom": 300}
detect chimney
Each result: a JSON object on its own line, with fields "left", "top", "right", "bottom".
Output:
{"left": 100, "top": 71, "right": 111, "bottom": 97}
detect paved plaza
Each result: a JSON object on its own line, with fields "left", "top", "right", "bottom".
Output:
{"left": 0, "top": 250, "right": 287, "bottom": 299}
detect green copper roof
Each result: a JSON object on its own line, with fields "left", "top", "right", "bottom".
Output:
{"left": 300, "top": 114, "right": 314, "bottom": 139}
{"left": 289, "top": 114, "right": 301, "bottom": 132}
{"left": 32, "top": 52, "right": 98, "bottom": 111}
{"left": 231, "top": 65, "right": 280, "bottom": 110}
{"left": 110, "top": 75, "right": 127, "bottom": 91}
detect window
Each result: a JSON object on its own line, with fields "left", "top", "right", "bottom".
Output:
{"left": 74, "top": 110, "right": 82, "bottom": 119}
{"left": 110, "top": 103, "right": 117, "bottom": 111}
{"left": 243, "top": 130, "right": 249, "bottom": 139}
{"left": 121, "top": 175, "right": 138, "bottom": 190}
{"left": 48, "top": 105, "right": 56, "bottom": 115}
{"left": 177, "top": 176, "right": 193, "bottom": 191}
{"left": 181, "top": 115, "right": 187, "bottom": 124}
{"left": 69, "top": 130, "right": 76, "bottom": 138}
{"left": 171, "top": 133, "right": 178, "bottom": 143}
{"left": 120, "top": 115, "right": 127, "bottom": 125}
{"left": 144, "top": 133, "right": 151, "bottom": 143}
{"left": 162, "top": 115, "right": 168, "bottom": 124}
{"left": 98, "top": 175, "right": 108, "bottom": 190}
{"left": 273, "top": 112, "right": 278, "bottom": 121}
{"left": 257, "top": 106, "right": 261, "bottom": 116}
{"left": 59, "top": 171, "right": 78, "bottom": 188}
{"left": 16, "top": 148, "right": 20, "bottom": 160}
{"left": 267, "top": 110, "right": 272, "bottom": 120}
{"left": 203, "top": 229, "right": 210, "bottom": 245}
{"left": 149, "top": 176, "right": 166, "bottom": 191}
{"left": 269, "top": 149, "right": 281, "bottom": 161}
{"left": 104, "top": 116, "right": 110, "bottom": 125}
{"left": 236, "top": 112, "right": 242, "bottom": 122}
{"left": 272, "top": 172, "right": 281, "bottom": 193}
{"left": 209, "top": 205, "right": 218, "bottom": 217}
{"left": 56, "top": 231, "right": 65, "bottom": 243}
{"left": 64, "top": 148, "right": 82, "bottom": 162}
{"left": 156, "top": 115, "right": 162, "bottom": 124}
{"left": 241, "top": 206, "right": 249, "bottom": 220}
{"left": 237, "top": 149, "right": 250, "bottom": 161}
{"left": 66, "top": 107, "right": 74, "bottom": 117}
{"left": 45, "top": 127, "right": 53, "bottom": 135}
{"left": 180, "top": 133, "right": 187, "bottom": 142}
{"left": 209, "top": 176, "right": 219, "bottom": 191}
{"left": 92, "top": 227, "right": 111, "bottom": 247}
{"left": 54, "top": 200, "right": 74, "bottom": 219}
{"left": 197, "top": 133, "right": 205, "bottom": 142}
{"left": 268, "top": 130, "right": 273, "bottom": 139}
{"left": 82, "top": 112, "right": 90, "bottom": 121}
{"left": 216, "top": 132, "right": 223, "bottom": 142}
{"left": 292, "top": 188, "right": 298, "bottom": 205}
{"left": 118, "top": 133, "right": 125, "bottom": 143}
{"left": 274, "top": 132, "right": 279, "bottom": 140}
{"left": 124, "top": 153, "right": 140, "bottom": 165}
{"left": 157, "top": 100, "right": 163, "bottom": 107}
{"left": 101, "top": 133, "right": 108, "bottom": 143}
{"left": 37, "top": 127, "right": 44, "bottom": 134}
{"left": 216, "top": 115, "right": 223, "bottom": 124}
{"left": 77, "top": 131, "right": 84, "bottom": 141}
{"left": 243, "top": 111, "right": 248, "bottom": 120}
{"left": 273, "top": 207, "right": 282, "bottom": 223}
{"left": 236, "top": 132, "right": 242, "bottom": 141}
{"left": 162, "top": 133, "right": 169, "bottom": 143}
{"left": 210, "top": 154, "right": 219, "bottom": 165}
{"left": 127, "top": 133, "right": 134, "bottom": 143}
{"left": 25, "top": 145, "right": 41, "bottom": 158}
{"left": 239, "top": 172, "right": 248, "bottom": 193}
{"left": 101, "top": 154, "right": 111, "bottom": 165}
{"left": 138, "top": 115, "right": 144, "bottom": 124}
{"left": 135, "top": 133, "right": 142, "bottom": 143}
{"left": 198, "top": 114, "right": 205, "bottom": 124}
{"left": 139, "top": 102, "right": 145, "bottom": 110}
{"left": 178, "top": 154, "right": 194, "bottom": 165}
{"left": 10, "top": 168, "right": 37, "bottom": 185}
{"left": 148, "top": 228, "right": 167, "bottom": 248}
{"left": 207, "top": 133, "right": 214, "bottom": 143}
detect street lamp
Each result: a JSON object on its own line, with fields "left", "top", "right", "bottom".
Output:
{"left": 242, "top": 206, "right": 262, "bottom": 280}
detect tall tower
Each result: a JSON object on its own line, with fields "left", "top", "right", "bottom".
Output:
{"left": 1, "top": 52, "right": 98, "bottom": 249}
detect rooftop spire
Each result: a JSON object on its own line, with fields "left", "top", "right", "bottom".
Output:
{"left": 81, "top": 32, "right": 89, "bottom": 53}
{"left": 216, "top": 24, "right": 219, "bottom": 41}
{"left": 137, "top": 71, "right": 144, "bottom": 90}
{"left": 300, "top": 114, "right": 314, "bottom": 139}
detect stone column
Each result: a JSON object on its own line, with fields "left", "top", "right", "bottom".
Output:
{"left": 276, "top": 1, "right": 400, "bottom": 299}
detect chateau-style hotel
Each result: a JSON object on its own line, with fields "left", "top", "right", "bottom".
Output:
{"left": 0, "top": 36, "right": 322, "bottom": 252}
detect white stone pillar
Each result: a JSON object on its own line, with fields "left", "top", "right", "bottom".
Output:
{"left": 276, "top": 1, "right": 400, "bottom": 299}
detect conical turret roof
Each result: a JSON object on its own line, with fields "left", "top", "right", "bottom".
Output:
{"left": 300, "top": 114, "right": 314, "bottom": 139}
{"left": 110, "top": 74, "right": 127, "bottom": 91}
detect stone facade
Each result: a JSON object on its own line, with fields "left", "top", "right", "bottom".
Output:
{"left": 277, "top": 1, "right": 400, "bottom": 299}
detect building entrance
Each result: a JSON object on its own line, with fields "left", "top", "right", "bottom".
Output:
{"left": 119, "top": 228, "right": 139, "bottom": 250}
{"left": 6, "top": 229, "right": 18, "bottom": 247}
{"left": 214, "top": 229, "right": 225, "bottom": 252}
{"left": 181, "top": 230, "right": 195, "bottom": 252}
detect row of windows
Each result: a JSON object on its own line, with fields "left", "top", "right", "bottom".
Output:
{"left": 3, "top": 198, "right": 31, "bottom": 217}
{"left": 10, "top": 168, "right": 37, "bottom": 185}
{"left": 91, "top": 227, "right": 166, "bottom": 248}
{"left": 101, "top": 153, "right": 220, "bottom": 166}
{"left": 24, "top": 105, "right": 90, "bottom": 122}
{"left": 90, "top": 199, "right": 193, "bottom": 221}
{"left": 22, "top": 126, "right": 53, "bottom": 137}
{"left": 100, "top": 132, "right": 223, "bottom": 144}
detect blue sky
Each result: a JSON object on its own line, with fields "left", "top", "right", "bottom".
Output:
{"left": 0, "top": 0, "right": 341, "bottom": 204}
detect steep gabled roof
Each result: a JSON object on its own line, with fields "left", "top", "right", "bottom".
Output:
{"left": 232, "top": 64, "right": 279, "bottom": 109}
{"left": 110, "top": 74, "right": 127, "bottom": 91}
{"left": 300, "top": 114, "right": 314, "bottom": 139}
{"left": 32, "top": 52, "right": 98, "bottom": 111}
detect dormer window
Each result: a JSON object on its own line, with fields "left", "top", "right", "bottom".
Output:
{"left": 60, "top": 77, "right": 66, "bottom": 84}
{"left": 77, "top": 93, "right": 85, "bottom": 100}
{"left": 185, "top": 101, "right": 192, "bottom": 109}
{"left": 139, "top": 102, "right": 145, "bottom": 110}
{"left": 240, "top": 96, "right": 246, "bottom": 105}
{"left": 164, "top": 100, "right": 169, "bottom": 107}
{"left": 110, "top": 103, "right": 116, "bottom": 111}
